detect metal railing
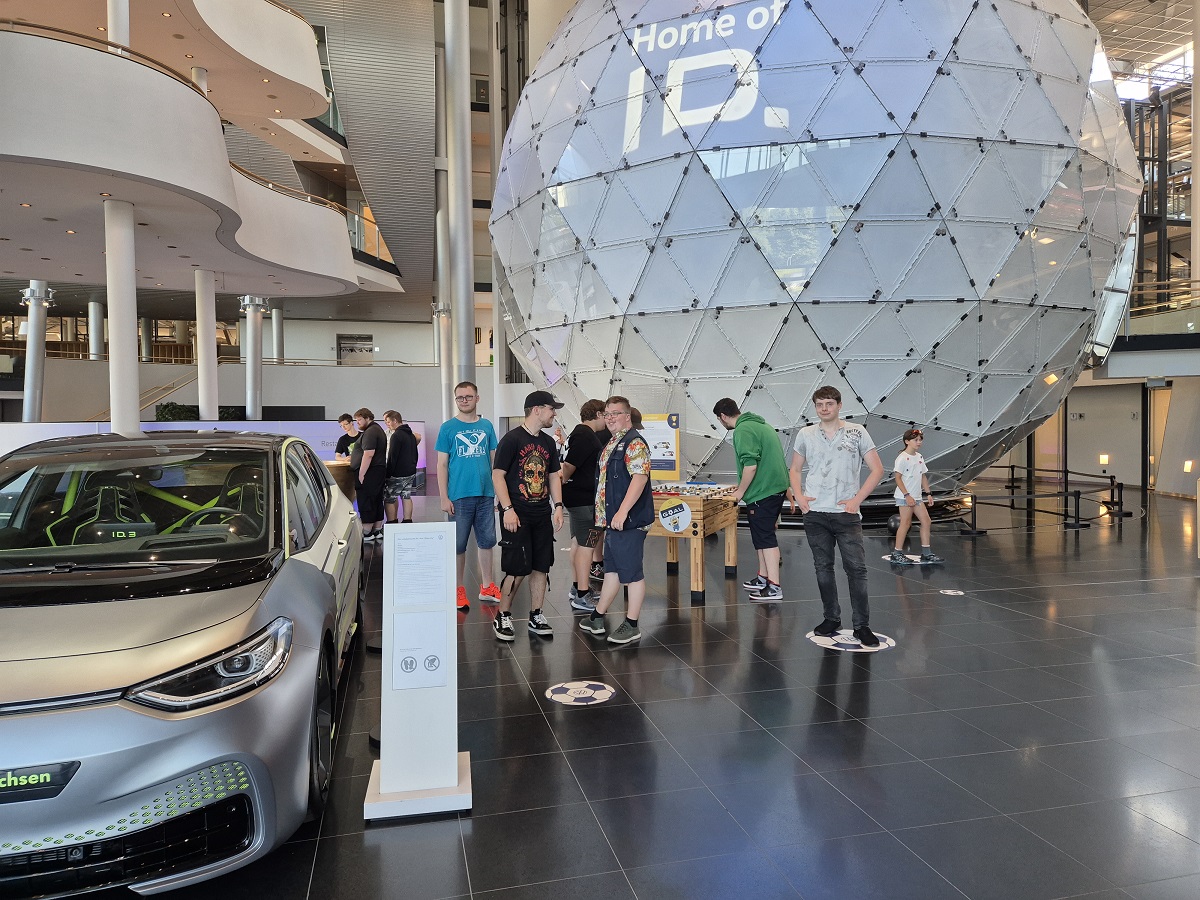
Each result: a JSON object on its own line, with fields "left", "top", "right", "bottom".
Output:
{"left": 1128, "top": 278, "right": 1200, "bottom": 316}
{"left": 957, "top": 463, "right": 1133, "bottom": 535}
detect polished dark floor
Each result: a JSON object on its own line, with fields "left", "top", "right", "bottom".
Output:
{"left": 113, "top": 493, "right": 1200, "bottom": 899}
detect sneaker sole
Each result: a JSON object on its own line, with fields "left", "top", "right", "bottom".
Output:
{"left": 578, "top": 622, "right": 605, "bottom": 636}
{"left": 569, "top": 600, "right": 597, "bottom": 612}
{"left": 528, "top": 626, "right": 554, "bottom": 636}
{"left": 607, "top": 632, "right": 641, "bottom": 645}
{"left": 457, "top": 605, "right": 470, "bottom": 614}
{"left": 749, "top": 594, "right": 782, "bottom": 603}
{"left": 493, "top": 632, "right": 515, "bottom": 642}
{"left": 479, "top": 596, "right": 500, "bottom": 604}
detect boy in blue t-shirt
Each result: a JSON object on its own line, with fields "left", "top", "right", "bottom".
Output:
{"left": 435, "top": 381, "right": 499, "bottom": 612}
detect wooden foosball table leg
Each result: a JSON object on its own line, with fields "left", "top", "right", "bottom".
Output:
{"left": 666, "top": 535, "right": 679, "bottom": 574}
{"left": 724, "top": 517, "right": 738, "bottom": 577}
{"left": 690, "top": 535, "right": 705, "bottom": 604}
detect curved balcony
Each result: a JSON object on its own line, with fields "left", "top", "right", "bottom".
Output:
{"left": 0, "top": 0, "right": 327, "bottom": 121}
{"left": 0, "top": 25, "right": 357, "bottom": 297}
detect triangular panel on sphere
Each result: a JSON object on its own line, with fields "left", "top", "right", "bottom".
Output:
{"left": 706, "top": 236, "right": 793, "bottom": 308}
{"left": 661, "top": 155, "right": 738, "bottom": 236}
{"left": 588, "top": 241, "right": 650, "bottom": 308}
{"left": 757, "top": 2, "right": 843, "bottom": 71}
{"left": 929, "top": 307, "right": 981, "bottom": 371}
{"left": 951, "top": 1, "right": 1028, "bottom": 70}
{"left": 627, "top": 244, "right": 698, "bottom": 313}
{"left": 948, "top": 223, "right": 1020, "bottom": 295}
{"left": 894, "top": 229, "right": 979, "bottom": 301}
{"left": 913, "top": 69, "right": 988, "bottom": 138}
{"left": 803, "top": 136, "right": 900, "bottom": 209}
{"left": 626, "top": 310, "right": 698, "bottom": 374}
{"left": 999, "top": 78, "right": 1069, "bottom": 144}
{"left": 802, "top": 232, "right": 880, "bottom": 301}
{"left": 664, "top": 229, "right": 743, "bottom": 307}
{"left": 858, "top": 142, "right": 939, "bottom": 220}
{"left": 931, "top": 377, "right": 982, "bottom": 434}
{"left": 910, "top": 137, "right": 986, "bottom": 212}
{"left": 809, "top": 66, "right": 897, "bottom": 140}
{"left": 569, "top": 317, "right": 623, "bottom": 371}
{"left": 842, "top": 360, "right": 915, "bottom": 408}
{"left": 807, "top": 0, "right": 887, "bottom": 54}
{"left": 681, "top": 305, "right": 791, "bottom": 379}
{"left": 750, "top": 222, "right": 837, "bottom": 297}
{"left": 859, "top": 61, "right": 940, "bottom": 126}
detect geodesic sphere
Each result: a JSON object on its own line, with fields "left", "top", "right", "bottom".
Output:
{"left": 490, "top": 0, "right": 1141, "bottom": 489}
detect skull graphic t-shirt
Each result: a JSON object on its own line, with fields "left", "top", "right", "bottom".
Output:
{"left": 494, "top": 426, "right": 561, "bottom": 520}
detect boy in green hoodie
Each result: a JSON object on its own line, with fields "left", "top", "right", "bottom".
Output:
{"left": 714, "top": 398, "right": 792, "bottom": 602}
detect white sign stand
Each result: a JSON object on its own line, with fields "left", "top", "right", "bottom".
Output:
{"left": 363, "top": 521, "right": 471, "bottom": 819}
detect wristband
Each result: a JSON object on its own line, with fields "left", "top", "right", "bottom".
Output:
{"left": 553, "top": 502, "right": 564, "bottom": 509}
{"left": 501, "top": 505, "right": 513, "bottom": 513}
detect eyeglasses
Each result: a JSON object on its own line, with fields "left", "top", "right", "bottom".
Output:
{"left": 454, "top": 395, "right": 476, "bottom": 402}
{"left": 602, "top": 410, "right": 629, "bottom": 419}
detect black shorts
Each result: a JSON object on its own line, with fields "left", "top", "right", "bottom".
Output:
{"left": 499, "top": 514, "right": 555, "bottom": 577}
{"left": 746, "top": 491, "right": 786, "bottom": 550}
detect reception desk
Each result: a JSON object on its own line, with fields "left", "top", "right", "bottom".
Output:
{"left": 325, "top": 460, "right": 356, "bottom": 502}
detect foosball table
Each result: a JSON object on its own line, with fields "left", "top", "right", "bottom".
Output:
{"left": 649, "top": 483, "right": 739, "bottom": 603}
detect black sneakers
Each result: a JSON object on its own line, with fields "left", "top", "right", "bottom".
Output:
{"left": 813, "top": 619, "right": 841, "bottom": 637}
{"left": 493, "top": 612, "right": 515, "bottom": 642}
{"left": 742, "top": 573, "right": 768, "bottom": 591}
{"left": 528, "top": 610, "right": 553, "bottom": 636}
{"left": 748, "top": 582, "right": 783, "bottom": 603}
{"left": 853, "top": 626, "right": 880, "bottom": 647}
{"left": 589, "top": 561, "right": 604, "bottom": 584}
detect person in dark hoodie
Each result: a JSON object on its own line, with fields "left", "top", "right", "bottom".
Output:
{"left": 382, "top": 410, "right": 421, "bottom": 523}
{"left": 714, "top": 398, "right": 791, "bottom": 602}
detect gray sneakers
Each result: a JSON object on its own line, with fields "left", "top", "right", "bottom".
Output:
{"left": 579, "top": 614, "right": 606, "bottom": 635}
{"left": 889, "top": 549, "right": 913, "bottom": 565}
{"left": 607, "top": 620, "right": 641, "bottom": 645}
{"left": 569, "top": 585, "right": 597, "bottom": 612}
{"left": 748, "top": 582, "right": 783, "bottom": 603}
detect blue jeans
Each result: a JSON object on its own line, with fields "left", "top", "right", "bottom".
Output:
{"left": 804, "top": 511, "right": 870, "bottom": 628}
{"left": 451, "top": 495, "right": 497, "bottom": 554}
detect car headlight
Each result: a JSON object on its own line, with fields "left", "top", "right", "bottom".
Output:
{"left": 127, "top": 618, "right": 293, "bottom": 711}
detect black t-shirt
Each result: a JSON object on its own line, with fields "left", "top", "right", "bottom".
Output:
{"left": 561, "top": 423, "right": 601, "bottom": 508}
{"left": 335, "top": 432, "right": 355, "bottom": 457}
{"left": 387, "top": 425, "right": 419, "bottom": 477}
{"left": 493, "top": 426, "right": 560, "bottom": 519}
{"left": 352, "top": 421, "right": 387, "bottom": 470}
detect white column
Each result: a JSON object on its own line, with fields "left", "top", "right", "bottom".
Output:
{"left": 269, "top": 300, "right": 285, "bottom": 362}
{"left": 63, "top": 317, "right": 78, "bottom": 342}
{"left": 88, "top": 299, "right": 105, "bottom": 360}
{"left": 190, "top": 66, "right": 208, "bottom": 93}
{"left": 434, "top": 48, "right": 454, "bottom": 426}
{"left": 105, "top": 199, "right": 141, "bottom": 437}
{"left": 139, "top": 317, "right": 153, "bottom": 362}
{"left": 195, "top": 270, "right": 218, "bottom": 421}
{"left": 445, "top": 0, "right": 476, "bottom": 387}
{"left": 172, "top": 320, "right": 189, "bottom": 344}
{"left": 1193, "top": 7, "right": 1200, "bottom": 284}
{"left": 489, "top": 0, "right": 507, "bottom": 432}
{"left": 20, "top": 281, "right": 52, "bottom": 423}
{"left": 106, "top": 0, "right": 129, "bottom": 48}
{"left": 241, "top": 296, "right": 267, "bottom": 420}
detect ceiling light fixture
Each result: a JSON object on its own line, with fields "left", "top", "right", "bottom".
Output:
{"left": 274, "top": 109, "right": 281, "bottom": 114}
{"left": 99, "top": 192, "right": 111, "bottom": 197}
{"left": 262, "top": 78, "right": 270, "bottom": 83}
{"left": 185, "top": 53, "right": 194, "bottom": 59}
{"left": 18, "top": 203, "right": 30, "bottom": 208}
{"left": 65, "top": 230, "right": 76, "bottom": 234}
{"left": 97, "top": 25, "right": 106, "bottom": 31}
{"left": 162, "top": 11, "right": 171, "bottom": 16}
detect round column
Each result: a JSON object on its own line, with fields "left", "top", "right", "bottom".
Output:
{"left": 87, "top": 299, "right": 105, "bottom": 361}
{"left": 20, "top": 281, "right": 53, "bottom": 423}
{"left": 195, "top": 270, "right": 218, "bottom": 421}
{"left": 105, "top": 199, "right": 141, "bottom": 437}
{"left": 241, "top": 296, "right": 268, "bottom": 421}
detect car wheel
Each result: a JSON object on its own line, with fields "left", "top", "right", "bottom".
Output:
{"left": 305, "top": 649, "right": 334, "bottom": 820}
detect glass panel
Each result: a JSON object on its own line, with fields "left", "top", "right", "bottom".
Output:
{"left": 633, "top": 310, "right": 699, "bottom": 373}
{"left": 951, "top": 63, "right": 1023, "bottom": 137}
{"left": 706, "top": 236, "right": 793, "bottom": 308}
{"left": 858, "top": 150, "right": 939, "bottom": 220}
{"left": 1001, "top": 79, "right": 1068, "bottom": 144}
{"left": 950, "top": 223, "right": 1021, "bottom": 292}
{"left": 859, "top": 61, "right": 940, "bottom": 125}
{"left": 842, "top": 360, "right": 913, "bottom": 407}
{"left": 680, "top": 304, "right": 789, "bottom": 378}
{"left": 588, "top": 242, "right": 651, "bottom": 309}
{"left": 666, "top": 230, "right": 742, "bottom": 304}
{"left": 808, "top": 67, "right": 895, "bottom": 140}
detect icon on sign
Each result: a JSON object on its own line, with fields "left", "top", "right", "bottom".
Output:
{"left": 424, "top": 655, "right": 440, "bottom": 671}
{"left": 401, "top": 656, "right": 417, "bottom": 673}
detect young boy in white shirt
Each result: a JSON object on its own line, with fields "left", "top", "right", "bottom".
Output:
{"left": 890, "top": 428, "right": 943, "bottom": 565}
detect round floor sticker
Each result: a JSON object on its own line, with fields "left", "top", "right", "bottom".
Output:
{"left": 545, "top": 681, "right": 616, "bottom": 706}
{"left": 806, "top": 629, "right": 896, "bottom": 652}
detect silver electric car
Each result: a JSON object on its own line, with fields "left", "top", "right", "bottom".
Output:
{"left": 0, "top": 431, "right": 363, "bottom": 897}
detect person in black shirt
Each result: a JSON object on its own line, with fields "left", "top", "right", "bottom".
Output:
{"left": 491, "top": 390, "right": 565, "bottom": 641}
{"left": 334, "top": 413, "right": 358, "bottom": 459}
{"left": 353, "top": 407, "right": 388, "bottom": 541}
{"left": 383, "top": 410, "right": 421, "bottom": 523}
{"left": 561, "top": 399, "right": 607, "bottom": 611}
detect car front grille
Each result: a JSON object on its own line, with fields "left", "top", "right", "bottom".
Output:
{"left": 0, "top": 795, "right": 252, "bottom": 899}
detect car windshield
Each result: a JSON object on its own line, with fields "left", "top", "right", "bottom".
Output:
{"left": 0, "top": 446, "right": 273, "bottom": 568}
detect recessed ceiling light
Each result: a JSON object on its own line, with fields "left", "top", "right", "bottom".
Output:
{"left": 65, "top": 230, "right": 76, "bottom": 234}
{"left": 185, "top": 53, "right": 194, "bottom": 58}
{"left": 162, "top": 11, "right": 171, "bottom": 16}
{"left": 155, "top": 283, "right": 163, "bottom": 286}
{"left": 262, "top": 78, "right": 270, "bottom": 83}
{"left": 97, "top": 25, "right": 106, "bottom": 31}
{"left": 269, "top": 132, "right": 277, "bottom": 136}
{"left": 274, "top": 109, "right": 281, "bottom": 114}
{"left": 99, "top": 192, "right": 111, "bottom": 197}
{"left": 19, "top": 203, "right": 30, "bottom": 208}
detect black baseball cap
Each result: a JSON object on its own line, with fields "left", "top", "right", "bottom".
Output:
{"left": 524, "top": 390, "right": 564, "bottom": 409}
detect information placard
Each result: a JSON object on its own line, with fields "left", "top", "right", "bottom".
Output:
{"left": 364, "top": 521, "right": 471, "bottom": 820}
{"left": 641, "top": 413, "right": 681, "bottom": 481}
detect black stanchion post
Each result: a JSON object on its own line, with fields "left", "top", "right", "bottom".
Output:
{"left": 1115, "top": 481, "right": 1132, "bottom": 518}
{"left": 1064, "top": 489, "right": 1090, "bottom": 529}
{"left": 959, "top": 493, "right": 987, "bottom": 536}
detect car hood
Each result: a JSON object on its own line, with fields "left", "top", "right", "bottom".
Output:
{"left": 0, "top": 562, "right": 274, "bottom": 704}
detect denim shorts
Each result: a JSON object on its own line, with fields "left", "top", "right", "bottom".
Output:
{"left": 603, "top": 527, "right": 647, "bottom": 584}
{"left": 451, "top": 495, "right": 497, "bottom": 553}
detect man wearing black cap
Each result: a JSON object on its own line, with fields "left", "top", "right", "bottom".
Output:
{"left": 491, "top": 390, "right": 566, "bottom": 641}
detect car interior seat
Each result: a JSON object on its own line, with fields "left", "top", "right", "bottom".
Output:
{"left": 45, "top": 470, "right": 153, "bottom": 546}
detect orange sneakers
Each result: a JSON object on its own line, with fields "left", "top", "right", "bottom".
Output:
{"left": 456, "top": 585, "right": 469, "bottom": 612}
{"left": 478, "top": 582, "right": 502, "bottom": 603}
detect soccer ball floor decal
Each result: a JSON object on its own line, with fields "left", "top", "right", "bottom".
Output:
{"left": 491, "top": 0, "right": 1141, "bottom": 492}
